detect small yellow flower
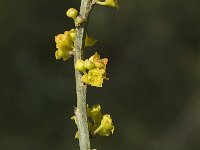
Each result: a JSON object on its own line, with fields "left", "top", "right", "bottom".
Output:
{"left": 68, "top": 29, "right": 76, "bottom": 40}
{"left": 55, "top": 49, "right": 71, "bottom": 61}
{"left": 71, "top": 104, "right": 115, "bottom": 138}
{"left": 96, "top": 0, "right": 119, "bottom": 9}
{"left": 89, "top": 52, "right": 108, "bottom": 68}
{"left": 66, "top": 8, "right": 78, "bottom": 19}
{"left": 89, "top": 52, "right": 101, "bottom": 62}
{"left": 79, "top": 52, "right": 108, "bottom": 87}
{"left": 87, "top": 104, "right": 103, "bottom": 123}
{"left": 54, "top": 29, "right": 75, "bottom": 61}
{"left": 93, "top": 60, "right": 105, "bottom": 69}
{"left": 94, "top": 114, "right": 115, "bottom": 136}
{"left": 55, "top": 29, "right": 96, "bottom": 61}
{"left": 82, "top": 68, "right": 106, "bottom": 87}
{"left": 55, "top": 31, "right": 74, "bottom": 49}
{"left": 75, "top": 59, "right": 86, "bottom": 72}
{"left": 84, "top": 59, "right": 95, "bottom": 70}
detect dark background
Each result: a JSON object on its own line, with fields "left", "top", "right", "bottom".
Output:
{"left": 1, "top": 0, "right": 200, "bottom": 150}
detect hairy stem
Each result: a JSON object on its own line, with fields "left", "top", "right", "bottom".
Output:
{"left": 74, "top": 0, "right": 93, "bottom": 150}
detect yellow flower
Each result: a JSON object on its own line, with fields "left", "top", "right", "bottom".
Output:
{"left": 84, "top": 59, "right": 95, "bottom": 70}
{"left": 82, "top": 68, "right": 106, "bottom": 87}
{"left": 96, "top": 0, "right": 119, "bottom": 9}
{"left": 66, "top": 8, "right": 78, "bottom": 19}
{"left": 71, "top": 104, "right": 115, "bottom": 138}
{"left": 93, "top": 60, "right": 105, "bottom": 69}
{"left": 94, "top": 114, "right": 115, "bottom": 136}
{"left": 89, "top": 52, "right": 108, "bottom": 68}
{"left": 68, "top": 29, "right": 76, "bottom": 41}
{"left": 89, "top": 52, "right": 101, "bottom": 62}
{"left": 55, "top": 29, "right": 96, "bottom": 61}
{"left": 55, "top": 49, "right": 71, "bottom": 61}
{"left": 55, "top": 30, "right": 75, "bottom": 49}
{"left": 87, "top": 104, "right": 103, "bottom": 123}
{"left": 75, "top": 59, "right": 86, "bottom": 72}
{"left": 79, "top": 52, "right": 108, "bottom": 87}
{"left": 54, "top": 29, "right": 75, "bottom": 61}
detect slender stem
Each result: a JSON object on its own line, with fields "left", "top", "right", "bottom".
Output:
{"left": 74, "top": 0, "right": 93, "bottom": 150}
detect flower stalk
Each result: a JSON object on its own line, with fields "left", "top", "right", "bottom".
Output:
{"left": 54, "top": 0, "right": 119, "bottom": 149}
{"left": 74, "top": 0, "right": 94, "bottom": 150}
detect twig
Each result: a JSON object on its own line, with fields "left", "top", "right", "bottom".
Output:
{"left": 74, "top": 0, "right": 94, "bottom": 150}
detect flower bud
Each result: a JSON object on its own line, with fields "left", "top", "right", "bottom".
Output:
{"left": 96, "top": 0, "right": 119, "bottom": 9}
{"left": 84, "top": 59, "right": 95, "bottom": 70}
{"left": 75, "top": 59, "right": 86, "bottom": 72}
{"left": 66, "top": 8, "right": 78, "bottom": 19}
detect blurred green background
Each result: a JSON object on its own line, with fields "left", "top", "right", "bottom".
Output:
{"left": 1, "top": 0, "right": 200, "bottom": 149}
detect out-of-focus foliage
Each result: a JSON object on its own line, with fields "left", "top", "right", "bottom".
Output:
{"left": 1, "top": 0, "right": 200, "bottom": 150}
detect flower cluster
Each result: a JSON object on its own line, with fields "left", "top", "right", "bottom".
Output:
{"left": 96, "top": 0, "right": 119, "bottom": 9}
{"left": 75, "top": 52, "right": 108, "bottom": 87}
{"left": 55, "top": 30, "right": 96, "bottom": 61}
{"left": 71, "top": 104, "right": 115, "bottom": 139}
{"left": 55, "top": 29, "right": 75, "bottom": 61}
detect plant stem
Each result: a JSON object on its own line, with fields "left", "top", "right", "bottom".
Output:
{"left": 74, "top": 0, "right": 93, "bottom": 150}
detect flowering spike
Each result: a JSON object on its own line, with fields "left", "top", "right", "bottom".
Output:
{"left": 55, "top": 0, "right": 118, "bottom": 145}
